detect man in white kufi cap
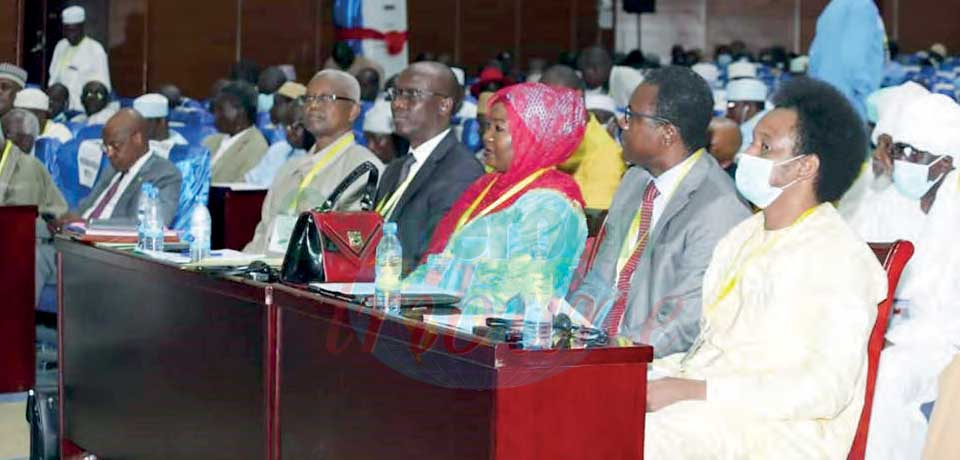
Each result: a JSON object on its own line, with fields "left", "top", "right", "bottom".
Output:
{"left": 14, "top": 88, "right": 73, "bottom": 143}
{"left": 49, "top": 5, "right": 112, "bottom": 111}
{"left": 724, "top": 77, "right": 768, "bottom": 154}
{"left": 849, "top": 92, "right": 960, "bottom": 460}
{"left": 133, "top": 93, "right": 188, "bottom": 158}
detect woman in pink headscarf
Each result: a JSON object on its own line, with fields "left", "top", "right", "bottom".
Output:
{"left": 406, "top": 82, "right": 589, "bottom": 313}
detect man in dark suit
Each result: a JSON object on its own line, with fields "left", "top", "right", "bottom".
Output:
{"left": 376, "top": 62, "right": 484, "bottom": 273}
{"left": 58, "top": 108, "right": 182, "bottom": 227}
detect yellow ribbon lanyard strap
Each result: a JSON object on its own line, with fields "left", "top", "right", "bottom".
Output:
{"left": 616, "top": 149, "right": 704, "bottom": 273}
{"left": 454, "top": 167, "right": 551, "bottom": 234}
{"left": 287, "top": 133, "right": 355, "bottom": 214}
{"left": 706, "top": 206, "right": 818, "bottom": 315}
{"left": 0, "top": 141, "right": 12, "bottom": 179}
{"left": 375, "top": 166, "right": 418, "bottom": 217}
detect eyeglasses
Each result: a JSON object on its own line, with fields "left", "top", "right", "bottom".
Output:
{"left": 618, "top": 106, "right": 671, "bottom": 130}
{"left": 99, "top": 139, "right": 126, "bottom": 154}
{"left": 385, "top": 87, "right": 450, "bottom": 103}
{"left": 891, "top": 142, "right": 940, "bottom": 164}
{"left": 303, "top": 93, "right": 356, "bottom": 106}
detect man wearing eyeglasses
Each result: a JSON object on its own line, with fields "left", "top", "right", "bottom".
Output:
{"left": 849, "top": 92, "right": 960, "bottom": 460}
{"left": 71, "top": 80, "right": 118, "bottom": 126}
{"left": 245, "top": 70, "right": 383, "bottom": 256}
{"left": 570, "top": 66, "right": 749, "bottom": 357}
{"left": 54, "top": 109, "right": 181, "bottom": 229}
{"left": 374, "top": 62, "right": 483, "bottom": 273}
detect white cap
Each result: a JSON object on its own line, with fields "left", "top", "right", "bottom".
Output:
{"left": 362, "top": 98, "right": 393, "bottom": 134}
{"left": 896, "top": 93, "right": 960, "bottom": 156}
{"left": 931, "top": 43, "right": 948, "bottom": 58}
{"left": 133, "top": 93, "right": 169, "bottom": 118}
{"left": 789, "top": 56, "right": 809, "bottom": 74}
{"left": 13, "top": 88, "right": 49, "bottom": 111}
{"left": 871, "top": 82, "right": 929, "bottom": 145}
{"left": 727, "top": 61, "right": 757, "bottom": 80}
{"left": 62, "top": 6, "right": 85, "bottom": 24}
{"left": 725, "top": 78, "right": 767, "bottom": 102}
{"left": 451, "top": 67, "right": 465, "bottom": 87}
{"left": 585, "top": 93, "right": 616, "bottom": 113}
{"left": 691, "top": 62, "right": 720, "bottom": 84}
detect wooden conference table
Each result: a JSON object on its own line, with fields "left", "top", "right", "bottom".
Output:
{"left": 56, "top": 239, "right": 653, "bottom": 460}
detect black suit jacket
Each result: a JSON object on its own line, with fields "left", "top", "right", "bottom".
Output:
{"left": 375, "top": 131, "right": 484, "bottom": 273}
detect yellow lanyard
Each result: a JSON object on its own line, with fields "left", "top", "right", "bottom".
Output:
{"left": 375, "top": 163, "right": 418, "bottom": 218}
{"left": 616, "top": 149, "right": 704, "bottom": 273}
{"left": 56, "top": 39, "right": 83, "bottom": 76}
{"left": 454, "top": 167, "right": 551, "bottom": 233}
{"left": 0, "top": 141, "right": 12, "bottom": 178}
{"left": 287, "top": 133, "right": 354, "bottom": 214}
{"left": 705, "top": 206, "right": 818, "bottom": 315}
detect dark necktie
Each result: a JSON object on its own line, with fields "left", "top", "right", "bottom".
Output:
{"left": 604, "top": 181, "right": 660, "bottom": 336}
{"left": 89, "top": 173, "right": 126, "bottom": 219}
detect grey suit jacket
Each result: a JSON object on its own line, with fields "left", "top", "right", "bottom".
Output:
{"left": 573, "top": 152, "right": 750, "bottom": 357}
{"left": 204, "top": 127, "right": 269, "bottom": 183}
{"left": 76, "top": 153, "right": 183, "bottom": 227}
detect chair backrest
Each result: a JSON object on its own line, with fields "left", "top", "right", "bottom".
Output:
{"left": 848, "top": 240, "right": 915, "bottom": 460}
{"left": 34, "top": 137, "right": 62, "bottom": 173}
{"left": 74, "top": 124, "right": 104, "bottom": 142}
{"left": 177, "top": 123, "right": 218, "bottom": 147}
{"left": 168, "top": 144, "right": 212, "bottom": 231}
{"left": 52, "top": 137, "right": 109, "bottom": 209}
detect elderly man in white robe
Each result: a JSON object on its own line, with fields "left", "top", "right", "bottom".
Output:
{"left": 49, "top": 6, "right": 112, "bottom": 112}
{"left": 643, "top": 78, "right": 886, "bottom": 459}
{"left": 851, "top": 92, "right": 960, "bottom": 460}
{"left": 14, "top": 88, "right": 73, "bottom": 143}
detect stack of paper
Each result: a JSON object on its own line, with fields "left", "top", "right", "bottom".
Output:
{"left": 66, "top": 222, "right": 179, "bottom": 243}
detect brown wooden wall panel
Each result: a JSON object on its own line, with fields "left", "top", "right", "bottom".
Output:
{"left": 0, "top": 0, "right": 23, "bottom": 65}
{"left": 406, "top": 0, "right": 458, "bottom": 63}
{"left": 459, "top": 0, "right": 516, "bottom": 72}
{"left": 240, "top": 0, "right": 321, "bottom": 83}
{"left": 574, "top": 0, "right": 602, "bottom": 51}
{"left": 147, "top": 0, "right": 239, "bottom": 99}
{"left": 520, "top": 0, "right": 574, "bottom": 66}
{"left": 896, "top": 0, "right": 960, "bottom": 54}
{"left": 107, "top": 0, "right": 147, "bottom": 96}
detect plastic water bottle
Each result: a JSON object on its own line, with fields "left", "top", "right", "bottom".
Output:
{"left": 141, "top": 186, "right": 165, "bottom": 252}
{"left": 374, "top": 222, "right": 403, "bottom": 313}
{"left": 189, "top": 203, "right": 212, "bottom": 262}
{"left": 136, "top": 183, "right": 154, "bottom": 251}
{"left": 522, "top": 297, "right": 554, "bottom": 350}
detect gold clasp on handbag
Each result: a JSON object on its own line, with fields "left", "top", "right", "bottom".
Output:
{"left": 347, "top": 230, "right": 364, "bottom": 250}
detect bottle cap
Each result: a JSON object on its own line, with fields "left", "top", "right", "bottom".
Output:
{"left": 384, "top": 222, "right": 397, "bottom": 234}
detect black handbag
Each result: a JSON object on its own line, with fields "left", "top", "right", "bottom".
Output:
{"left": 280, "top": 161, "right": 383, "bottom": 285}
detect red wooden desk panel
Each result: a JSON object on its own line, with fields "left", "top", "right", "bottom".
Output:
{"left": 273, "top": 286, "right": 653, "bottom": 460}
{"left": 0, "top": 205, "right": 37, "bottom": 393}
{"left": 209, "top": 186, "right": 267, "bottom": 251}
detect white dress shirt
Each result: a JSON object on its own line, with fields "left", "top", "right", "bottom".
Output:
{"left": 83, "top": 151, "right": 154, "bottom": 220}
{"left": 382, "top": 128, "right": 450, "bottom": 219}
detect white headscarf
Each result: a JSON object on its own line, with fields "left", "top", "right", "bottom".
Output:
{"left": 871, "top": 82, "right": 929, "bottom": 145}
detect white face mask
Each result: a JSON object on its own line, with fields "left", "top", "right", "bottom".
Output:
{"left": 892, "top": 156, "right": 946, "bottom": 200}
{"left": 257, "top": 93, "right": 274, "bottom": 113}
{"left": 735, "top": 153, "right": 805, "bottom": 208}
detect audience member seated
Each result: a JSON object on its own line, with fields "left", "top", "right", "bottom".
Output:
{"left": 725, "top": 77, "right": 768, "bottom": 154}
{"left": 850, "top": 92, "right": 960, "bottom": 460}
{"left": 541, "top": 65, "right": 626, "bottom": 210}
{"left": 133, "top": 93, "right": 187, "bottom": 157}
{"left": 571, "top": 67, "right": 749, "bottom": 355}
{"left": 55, "top": 109, "right": 181, "bottom": 229}
{"left": 245, "top": 70, "right": 382, "bottom": 256}
{"left": 374, "top": 62, "right": 484, "bottom": 272}
{"left": 644, "top": 77, "right": 886, "bottom": 459}
{"left": 404, "top": 83, "right": 588, "bottom": 313}
{"left": 1, "top": 109, "right": 40, "bottom": 155}
{"left": 49, "top": 6, "right": 112, "bottom": 112}
{"left": 707, "top": 116, "right": 742, "bottom": 177}
{"left": 268, "top": 81, "right": 305, "bottom": 137}
{"left": 0, "top": 63, "right": 26, "bottom": 118}
{"left": 46, "top": 83, "right": 71, "bottom": 123}
{"left": 245, "top": 95, "right": 313, "bottom": 187}
{"left": 324, "top": 41, "right": 385, "bottom": 85}
{"left": 577, "top": 46, "right": 613, "bottom": 96}
{"left": 362, "top": 98, "right": 397, "bottom": 164}
{"left": 14, "top": 88, "right": 73, "bottom": 143}
{"left": 256, "top": 66, "right": 289, "bottom": 114}
{"left": 203, "top": 80, "right": 269, "bottom": 183}
{"left": 356, "top": 67, "right": 381, "bottom": 103}
{"left": 71, "top": 80, "right": 118, "bottom": 125}
{"left": 584, "top": 92, "right": 617, "bottom": 126}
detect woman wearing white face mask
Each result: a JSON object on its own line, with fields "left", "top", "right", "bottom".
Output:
{"left": 644, "top": 78, "right": 887, "bottom": 459}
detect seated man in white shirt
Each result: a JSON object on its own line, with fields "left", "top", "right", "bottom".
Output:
{"left": 71, "top": 80, "right": 118, "bottom": 126}
{"left": 55, "top": 109, "right": 181, "bottom": 228}
{"left": 13, "top": 88, "right": 73, "bottom": 143}
{"left": 132, "top": 93, "right": 187, "bottom": 158}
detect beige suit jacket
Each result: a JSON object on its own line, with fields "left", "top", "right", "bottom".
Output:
{"left": 204, "top": 127, "right": 269, "bottom": 183}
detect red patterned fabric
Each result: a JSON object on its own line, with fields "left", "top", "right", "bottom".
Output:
{"left": 423, "top": 83, "right": 587, "bottom": 258}
{"left": 335, "top": 28, "right": 408, "bottom": 55}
